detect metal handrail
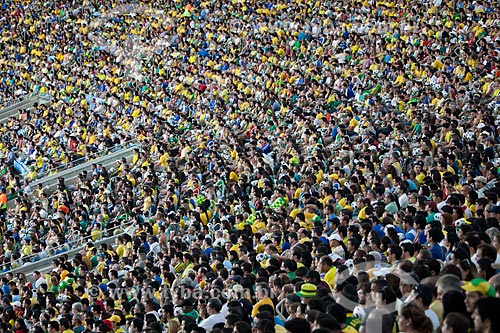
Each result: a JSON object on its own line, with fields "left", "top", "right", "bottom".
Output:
{"left": 6, "top": 141, "right": 141, "bottom": 207}
{"left": 0, "top": 221, "right": 136, "bottom": 279}
{"left": 0, "top": 93, "right": 53, "bottom": 123}
{"left": 0, "top": 92, "right": 38, "bottom": 109}
{"left": 15, "top": 138, "right": 140, "bottom": 181}
{"left": 0, "top": 220, "right": 136, "bottom": 276}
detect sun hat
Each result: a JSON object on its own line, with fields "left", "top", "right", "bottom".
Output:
{"left": 296, "top": 283, "right": 317, "bottom": 298}
{"left": 487, "top": 205, "right": 500, "bottom": 214}
{"left": 461, "top": 278, "right": 495, "bottom": 297}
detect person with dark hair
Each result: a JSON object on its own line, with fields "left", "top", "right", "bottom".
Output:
{"left": 282, "top": 260, "right": 298, "bottom": 280}
{"left": 428, "top": 228, "right": 445, "bottom": 260}
{"left": 441, "top": 290, "right": 468, "bottom": 319}
{"left": 285, "top": 318, "right": 312, "bottom": 333}
{"left": 225, "top": 313, "right": 242, "bottom": 329}
{"left": 233, "top": 321, "right": 252, "bottom": 333}
{"left": 198, "top": 298, "right": 224, "bottom": 332}
{"left": 305, "top": 270, "right": 331, "bottom": 292}
{"left": 386, "top": 244, "right": 402, "bottom": 267}
{"left": 14, "top": 318, "right": 28, "bottom": 333}
{"left": 397, "top": 302, "right": 433, "bottom": 333}
{"left": 476, "top": 244, "right": 497, "bottom": 262}
{"left": 318, "top": 255, "right": 337, "bottom": 290}
{"left": 477, "top": 258, "right": 496, "bottom": 280}
{"left": 258, "top": 304, "right": 285, "bottom": 327}
{"left": 410, "top": 284, "right": 440, "bottom": 331}
{"left": 254, "top": 319, "right": 275, "bottom": 333}
{"left": 441, "top": 312, "right": 471, "bottom": 333}
{"left": 312, "top": 314, "right": 341, "bottom": 332}
{"left": 325, "top": 302, "right": 346, "bottom": 325}
{"left": 472, "top": 298, "right": 500, "bottom": 333}
{"left": 47, "top": 321, "right": 60, "bottom": 333}
{"left": 191, "top": 326, "right": 207, "bottom": 333}
{"left": 130, "top": 318, "right": 144, "bottom": 333}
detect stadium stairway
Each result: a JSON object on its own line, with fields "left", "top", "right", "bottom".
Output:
{"left": 0, "top": 93, "right": 52, "bottom": 123}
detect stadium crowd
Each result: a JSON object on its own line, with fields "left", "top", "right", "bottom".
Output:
{"left": 0, "top": 0, "right": 499, "bottom": 332}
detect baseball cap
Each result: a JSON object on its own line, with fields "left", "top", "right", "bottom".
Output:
{"left": 109, "top": 315, "right": 121, "bottom": 324}
{"left": 426, "top": 201, "right": 437, "bottom": 209}
{"left": 487, "top": 205, "right": 500, "bottom": 214}
{"left": 461, "top": 278, "right": 495, "bottom": 297}
{"left": 328, "top": 233, "right": 342, "bottom": 242}
{"left": 11, "top": 301, "right": 21, "bottom": 308}
{"left": 296, "top": 283, "right": 317, "bottom": 298}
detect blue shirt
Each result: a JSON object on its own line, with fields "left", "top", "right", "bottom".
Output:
{"left": 275, "top": 316, "right": 285, "bottom": 326}
{"left": 430, "top": 243, "right": 444, "bottom": 261}
{"left": 326, "top": 213, "right": 338, "bottom": 229}
{"left": 405, "top": 228, "right": 416, "bottom": 242}
{"left": 373, "top": 224, "right": 385, "bottom": 238}
{"left": 406, "top": 179, "right": 418, "bottom": 192}
{"left": 141, "top": 241, "right": 151, "bottom": 253}
{"left": 417, "top": 230, "right": 427, "bottom": 245}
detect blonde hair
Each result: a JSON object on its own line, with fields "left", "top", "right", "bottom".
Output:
{"left": 167, "top": 319, "right": 180, "bottom": 333}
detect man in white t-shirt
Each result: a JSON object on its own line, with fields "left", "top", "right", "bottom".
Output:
{"left": 198, "top": 298, "right": 225, "bottom": 332}
{"left": 32, "top": 271, "right": 47, "bottom": 290}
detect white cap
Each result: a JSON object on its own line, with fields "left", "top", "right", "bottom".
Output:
{"left": 329, "top": 233, "right": 342, "bottom": 242}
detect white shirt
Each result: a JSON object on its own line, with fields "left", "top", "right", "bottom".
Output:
{"left": 198, "top": 312, "right": 225, "bottom": 332}
{"left": 437, "top": 201, "right": 447, "bottom": 212}
{"left": 35, "top": 276, "right": 47, "bottom": 289}
{"left": 332, "top": 245, "right": 345, "bottom": 259}
{"left": 425, "top": 308, "right": 440, "bottom": 333}
{"left": 399, "top": 193, "right": 409, "bottom": 209}
{"left": 146, "top": 310, "right": 160, "bottom": 321}
{"left": 149, "top": 242, "right": 161, "bottom": 255}
{"left": 213, "top": 237, "right": 226, "bottom": 248}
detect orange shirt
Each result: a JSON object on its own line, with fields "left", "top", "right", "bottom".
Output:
{"left": 0, "top": 193, "right": 7, "bottom": 209}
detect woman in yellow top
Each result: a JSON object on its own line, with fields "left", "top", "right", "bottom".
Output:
{"left": 181, "top": 253, "right": 195, "bottom": 278}
{"left": 141, "top": 187, "right": 154, "bottom": 214}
